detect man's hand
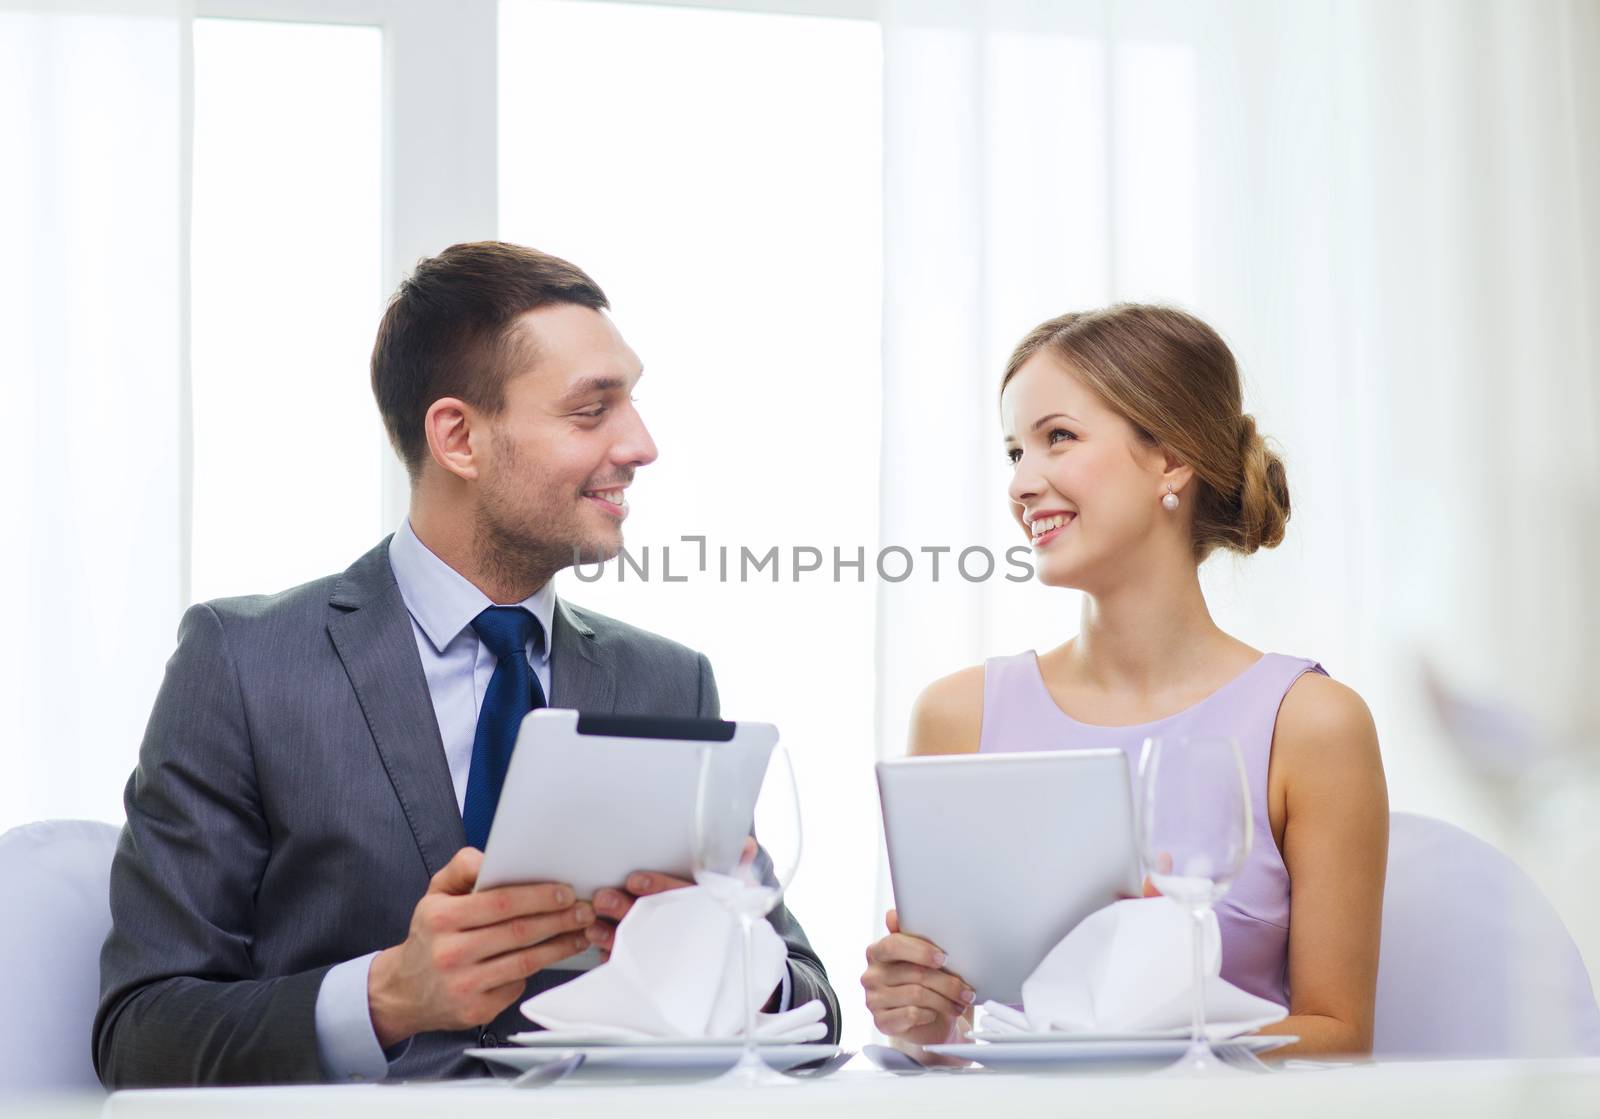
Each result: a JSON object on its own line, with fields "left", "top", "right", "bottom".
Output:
{"left": 367, "top": 847, "right": 595, "bottom": 1049}
{"left": 588, "top": 838, "right": 758, "bottom": 958}
{"left": 588, "top": 870, "right": 694, "bottom": 958}
{"left": 1130, "top": 851, "right": 1171, "bottom": 899}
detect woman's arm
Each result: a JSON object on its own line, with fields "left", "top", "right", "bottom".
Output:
{"left": 1258, "top": 673, "right": 1389, "bottom": 1058}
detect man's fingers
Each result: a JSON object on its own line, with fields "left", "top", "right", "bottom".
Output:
{"left": 481, "top": 977, "right": 528, "bottom": 1011}
{"left": 865, "top": 982, "right": 968, "bottom": 1021}
{"left": 430, "top": 847, "right": 484, "bottom": 896}
{"left": 455, "top": 903, "right": 595, "bottom": 963}
{"left": 866, "top": 932, "right": 947, "bottom": 970}
{"left": 624, "top": 871, "right": 694, "bottom": 897}
{"left": 475, "top": 931, "right": 593, "bottom": 989}
{"left": 886, "top": 909, "right": 900, "bottom": 934}
{"left": 585, "top": 919, "right": 615, "bottom": 950}
{"left": 593, "top": 888, "right": 633, "bottom": 921}
{"left": 453, "top": 882, "right": 577, "bottom": 930}
{"left": 463, "top": 976, "right": 534, "bottom": 1027}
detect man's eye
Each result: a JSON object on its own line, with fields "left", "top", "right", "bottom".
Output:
{"left": 577, "top": 406, "right": 606, "bottom": 419}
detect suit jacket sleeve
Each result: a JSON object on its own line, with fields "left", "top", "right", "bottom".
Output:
{"left": 94, "top": 604, "right": 333, "bottom": 1087}
{"left": 693, "top": 652, "right": 842, "bottom": 1044}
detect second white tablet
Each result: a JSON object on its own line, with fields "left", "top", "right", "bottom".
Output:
{"left": 876, "top": 749, "right": 1141, "bottom": 1005}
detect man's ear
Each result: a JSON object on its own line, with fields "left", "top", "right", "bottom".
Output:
{"left": 423, "top": 397, "right": 480, "bottom": 482}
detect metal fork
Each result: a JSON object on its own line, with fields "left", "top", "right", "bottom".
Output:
{"left": 1214, "top": 1044, "right": 1272, "bottom": 1073}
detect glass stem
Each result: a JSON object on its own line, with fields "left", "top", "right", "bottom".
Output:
{"left": 740, "top": 913, "right": 757, "bottom": 1057}
{"left": 1190, "top": 906, "right": 1208, "bottom": 1049}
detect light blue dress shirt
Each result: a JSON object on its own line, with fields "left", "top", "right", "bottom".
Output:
{"left": 314, "top": 520, "right": 555, "bottom": 1081}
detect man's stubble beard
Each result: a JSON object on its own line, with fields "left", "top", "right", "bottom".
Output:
{"left": 473, "top": 433, "right": 620, "bottom": 597}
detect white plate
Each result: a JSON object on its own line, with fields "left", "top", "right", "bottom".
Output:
{"left": 507, "top": 1031, "right": 821, "bottom": 1048}
{"left": 467, "top": 1043, "right": 838, "bottom": 1076}
{"left": 925, "top": 1034, "right": 1297, "bottom": 1069}
{"left": 968, "top": 1024, "right": 1258, "bottom": 1044}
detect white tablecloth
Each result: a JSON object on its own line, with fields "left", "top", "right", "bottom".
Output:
{"left": 16, "top": 1058, "right": 1583, "bottom": 1119}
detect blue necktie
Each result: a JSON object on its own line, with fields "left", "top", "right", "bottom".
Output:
{"left": 462, "top": 606, "right": 546, "bottom": 850}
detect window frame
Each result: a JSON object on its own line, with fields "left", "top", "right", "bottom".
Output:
{"left": 194, "top": 0, "right": 498, "bottom": 526}
{"left": 191, "top": 0, "right": 876, "bottom": 526}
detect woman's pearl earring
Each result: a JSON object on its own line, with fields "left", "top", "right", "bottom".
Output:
{"left": 1161, "top": 485, "right": 1180, "bottom": 512}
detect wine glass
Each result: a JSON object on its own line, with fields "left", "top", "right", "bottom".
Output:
{"left": 692, "top": 740, "right": 803, "bottom": 1087}
{"left": 1137, "top": 735, "right": 1252, "bottom": 1076}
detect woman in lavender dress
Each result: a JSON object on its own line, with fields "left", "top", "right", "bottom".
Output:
{"left": 860, "top": 305, "right": 1388, "bottom": 1060}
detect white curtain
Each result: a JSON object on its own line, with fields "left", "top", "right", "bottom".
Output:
{"left": 877, "top": 0, "right": 1600, "bottom": 969}
{"left": 0, "top": 0, "right": 191, "bottom": 832}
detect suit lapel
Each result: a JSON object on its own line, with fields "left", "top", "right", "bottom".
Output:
{"left": 549, "top": 597, "right": 615, "bottom": 713}
{"left": 328, "top": 540, "right": 465, "bottom": 878}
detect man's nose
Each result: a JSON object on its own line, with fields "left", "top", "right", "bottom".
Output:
{"left": 614, "top": 402, "right": 658, "bottom": 468}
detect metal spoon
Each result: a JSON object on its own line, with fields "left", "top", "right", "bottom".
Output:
{"left": 862, "top": 1044, "right": 927, "bottom": 1075}
{"left": 510, "top": 1051, "right": 586, "bottom": 1088}
{"left": 782, "top": 1048, "right": 856, "bottom": 1079}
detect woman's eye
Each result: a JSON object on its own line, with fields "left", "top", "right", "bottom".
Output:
{"left": 1048, "top": 428, "right": 1076, "bottom": 446}
{"left": 1005, "top": 448, "right": 1022, "bottom": 465}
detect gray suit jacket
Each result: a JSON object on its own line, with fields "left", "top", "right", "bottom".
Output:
{"left": 95, "top": 539, "right": 839, "bottom": 1087}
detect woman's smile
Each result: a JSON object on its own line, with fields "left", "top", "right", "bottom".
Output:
{"left": 1027, "top": 510, "right": 1076, "bottom": 548}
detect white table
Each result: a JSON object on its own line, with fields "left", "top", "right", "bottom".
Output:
{"left": 54, "top": 1059, "right": 1600, "bottom": 1119}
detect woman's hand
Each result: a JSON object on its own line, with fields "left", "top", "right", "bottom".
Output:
{"left": 861, "top": 909, "right": 976, "bottom": 1053}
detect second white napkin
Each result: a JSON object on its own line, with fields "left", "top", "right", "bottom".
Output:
{"left": 519, "top": 885, "right": 827, "bottom": 1043}
{"left": 978, "top": 897, "right": 1287, "bottom": 1039}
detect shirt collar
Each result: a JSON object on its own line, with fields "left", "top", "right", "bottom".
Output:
{"left": 388, "top": 518, "right": 556, "bottom": 662}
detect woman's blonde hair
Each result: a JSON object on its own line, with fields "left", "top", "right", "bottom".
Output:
{"left": 1001, "top": 304, "right": 1290, "bottom": 560}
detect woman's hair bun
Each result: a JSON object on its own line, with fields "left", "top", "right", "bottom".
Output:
{"left": 1231, "top": 413, "right": 1290, "bottom": 554}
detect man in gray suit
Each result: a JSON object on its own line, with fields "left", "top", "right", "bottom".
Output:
{"left": 95, "top": 242, "right": 839, "bottom": 1087}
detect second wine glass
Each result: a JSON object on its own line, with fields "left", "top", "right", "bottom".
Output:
{"left": 1137, "top": 735, "right": 1252, "bottom": 1076}
{"left": 692, "top": 739, "right": 803, "bottom": 1087}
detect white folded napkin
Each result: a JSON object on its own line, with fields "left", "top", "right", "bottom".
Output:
{"left": 519, "top": 884, "right": 827, "bottom": 1043}
{"left": 977, "top": 897, "right": 1287, "bottom": 1040}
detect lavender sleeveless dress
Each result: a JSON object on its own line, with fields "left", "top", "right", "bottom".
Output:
{"left": 978, "top": 651, "right": 1326, "bottom": 1010}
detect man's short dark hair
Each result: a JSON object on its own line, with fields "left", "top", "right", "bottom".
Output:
{"left": 371, "top": 241, "right": 610, "bottom": 478}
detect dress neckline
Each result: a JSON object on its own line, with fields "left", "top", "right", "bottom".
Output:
{"left": 1023, "top": 650, "right": 1272, "bottom": 732}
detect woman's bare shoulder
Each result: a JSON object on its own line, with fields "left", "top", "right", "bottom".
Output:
{"left": 1278, "top": 672, "right": 1377, "bottom": 743}
{"left": 1274, "top": 672, "right": 1386, "bottom": 798}
{"left": 907, "top": 665, "right": 986, "bottom": 756}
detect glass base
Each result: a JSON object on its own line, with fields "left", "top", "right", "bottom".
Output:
{"left": 704, "top": 1045, "right": 800, "bottom": 1088}
{"left": 1153, "top": 1038, "right": 1254, "bottom": 1078}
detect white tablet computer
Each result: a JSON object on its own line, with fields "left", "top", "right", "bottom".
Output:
{"left": 876, "top": 749, "right": 1141, "bottom": 1005}
{"left": 476, "top": 709, "right": 777, "bottom": 968}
